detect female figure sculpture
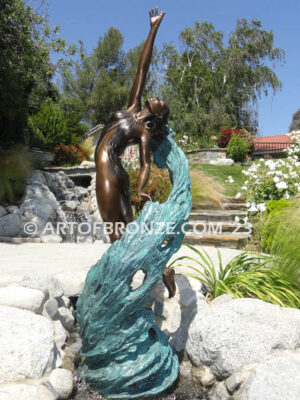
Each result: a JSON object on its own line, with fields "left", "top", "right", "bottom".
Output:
{"left": 95, "top": 8, "right": 175, "bottom": 296}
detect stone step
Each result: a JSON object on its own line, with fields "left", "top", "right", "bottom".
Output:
{"left": 190, "top": 210, "right": 248, "bottom": 222}
{"left": 187, "top": 221, "right": 251, "bottom": 233}
{"left": 222, "top": 202, "right": 248, "bottom": 211}
{"left": 184, "top": 232, "right": 250, "bottom": 249}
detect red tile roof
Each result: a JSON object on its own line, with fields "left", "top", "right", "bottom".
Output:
{"left": 254, "top": 134, "right": 292, "bottom": 151}
{"left": 255, "top": 134, "right": 293, "bottom": 143}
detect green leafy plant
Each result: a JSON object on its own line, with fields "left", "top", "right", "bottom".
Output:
{"left": 226, "top": 135, "right": 249, "bottom": 162}
{"left": 169, "top": 244, "right": 300, "bottom": 308}
{"left": 128, "top": 165, "right": 172, "bottom": 215}
{"left": 0, "top": 145, "right": 31, "bottom": 204}
{"left": 28, "top": 98, "right": 68, "bottom": 151}
{"left": 54, "top": 143, "right": 89, "bottom": 166}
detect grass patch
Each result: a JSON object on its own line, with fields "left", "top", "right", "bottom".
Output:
{"left": 190, "top": 169, "right": 226, "bottom": 209}
{"left": 190, "top": 162, "right": 248, "bottom": 197}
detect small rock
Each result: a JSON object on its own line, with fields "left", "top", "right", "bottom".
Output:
{"left": 62, "top": 201, "right": 78, "bottom": 211}
{"left": 225, "top": 370, "right": 249, "bottom": 394}
{"left": 192, "top": 366, "right": 216, "bottom": 387}
{"left": 68, "top": 333, "right": 82, "bottom": 355}
{"left": 209, "top": 382, "right": 230, "bottom": 400}
{"left": 46, "top": 368, "right": 73, "bottom": 399}
{"left": 57, "top": 307, "right": 75, "bottom": 331}
{"left": 0, "top": 205, "right": 7, "bottom": 217}
{"left": 62, "top": 355, "right": 75, "bottom": 373}
{"left": 53, "top": 320, "right": 68, "bottom": 350}
{"left": 60, "top": 296, "right": 71, "bottom": 308}
{"left": 0, "top": 285, "right": 46, "bottom": 314}
{"left": 53, "top": 269, "right": 87, "bottom": 297}
{"left": 44, "top": 298, "right": 59, "bottom": 318}
{"left": 41, "top": 234, "right": 63, "bottom": 243}
{"left": 0, "top": 213, "right": 20, "bottom": 237}
{"left": 179, "top": 361, "right": 193, "bottom": 382}
{"left": 6, "top": 205, "right": 19, "bottom": 214}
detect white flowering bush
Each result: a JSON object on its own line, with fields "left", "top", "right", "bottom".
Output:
{"left": 240, "top": 138, "right": 300, "bottom": 202}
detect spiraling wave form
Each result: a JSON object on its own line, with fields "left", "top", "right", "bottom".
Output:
{"left": 76, "top": 127, "right": 192, "bottom": 399}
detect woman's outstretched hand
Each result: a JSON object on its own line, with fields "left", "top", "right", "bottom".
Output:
{"left": 138, "top": 191, "right": 152, "bottom": 202}
{"left": 149, "top": 7, "right": 165, "bottom": 29}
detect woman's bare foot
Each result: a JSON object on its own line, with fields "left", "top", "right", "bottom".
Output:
{"left": 162, "top": 267, "right": 176, "bottom": 298}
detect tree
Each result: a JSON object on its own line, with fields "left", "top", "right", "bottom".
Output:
{"left": 61, "top": 28, "right": 158, "bottom": 129}
{"left": 27, "top": 97, "right": 67, "bottom": 150}
{"left": 0, "top": 0, "right": 76, "bottom": 147}
{"left": 160, "top": 19, "right": 284, "bottom": 145}
{"left": 289, "top": 109, "right": 300, "bottom": 132}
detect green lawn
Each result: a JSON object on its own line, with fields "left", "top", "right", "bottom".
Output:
{"left": 190, "top": 162, "right": 248, "bottom": 197}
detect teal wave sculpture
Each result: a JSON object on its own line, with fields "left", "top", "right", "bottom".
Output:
{"left": 76, "top": 127, "right": 192, "bottom": 399}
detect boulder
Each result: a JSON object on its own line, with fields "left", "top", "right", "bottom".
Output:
{"left": 186, "top": 298, "right": 300, "bottom": 378}
{"left": 0, "top": 285, "right": 46, "bottom": 314}
{"left": 235, "top": 351, "right": 300, "bottom": 400}
{"left": 0, "top": 214, "right": 20, "bottom": 237}
{"left": 0, "top": 306, "right": 60, "bottom": 384}
{"left": 0, "top": 384, "right": 55, "bottom": 400}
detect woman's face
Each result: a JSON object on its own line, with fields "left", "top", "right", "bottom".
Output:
{"left": 146, "top": 97, "right": 169, "bottom": 119}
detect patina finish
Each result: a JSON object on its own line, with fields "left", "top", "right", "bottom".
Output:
{"left": 95, "top": 8, "right": 175, "bottom": 296}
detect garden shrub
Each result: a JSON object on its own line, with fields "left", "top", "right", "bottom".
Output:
{"left": 218, "top": 128, "right": 254, "bottom": 150}
{"left": 227, "top": 135, "right": 249, "bottom": 162}
{"left": 0, "top": 145, "right": 31, "bottom": 205}
{"left": 54, "top": 143, "right": 90, "bottom": 166}
{"left": 28, "top": 98, "right": 68, "bottom": 151}
{"left": 241, "top": 155, "right": 300, "bottom": 203}
{"left": 128, "top": 165, "right": 172, "bottom": 215}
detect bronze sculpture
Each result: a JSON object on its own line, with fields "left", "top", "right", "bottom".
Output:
{"left": 95, "top": 8, "right": 175, "bottom": 297}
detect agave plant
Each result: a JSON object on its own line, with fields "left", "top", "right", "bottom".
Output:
{"left": 168, "top": 244, "right": 300, "bottom": 308}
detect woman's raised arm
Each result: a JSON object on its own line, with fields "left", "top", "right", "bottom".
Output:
{"left": 127, "top": 8, "right": 165, "bottom": 113}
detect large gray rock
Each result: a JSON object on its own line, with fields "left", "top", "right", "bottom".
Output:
{"left": 186, "top": 298, "right": 300, "bottom": 378}
{"left": 0, "top": 306, "right": 60, "bottom": 384}
{"left": 0, "top": 285, "right": 46, "bottom": 313}
{"left": 0, "top": 384, "right": 55, "bottom": 400}
{"left": 235, "top": 352, "right": 300, "bottom": 400}
{"left": 0, "top": 214, "right": 20, "bottom": 237}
